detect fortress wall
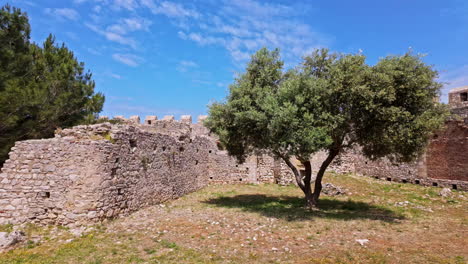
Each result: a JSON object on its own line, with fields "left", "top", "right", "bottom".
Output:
{"left": 88, "top": 124, "right": 211, "bottom": 221}
{"left": 0, "top": 137, "right": 108, "bottom": 225}
{"left": 0, "top": 123, "right": 212, "bottom": 225}
{"left": 352, "top": 121, "right": 468, "bottom": 190}
{"left": 1, "top": 113, "right": 467, "bottom": 226}
{"left": 425, "top": 121, "right": 468, "bottom": 182}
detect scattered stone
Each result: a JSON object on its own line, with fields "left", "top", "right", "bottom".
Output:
{"left": 271, "top": 247, "right": 278, "bottom": 252}
{"left": 70, "top": 226, "right": 86, "bottom": 237}
{"left": 322, "top": 183, "right": 346, "bottom": 196}
{"left": 0, "top": 231, "right": 25, "bottom": 250}
{"left": 439, "top": 188, "right": 452, "bottom": 197}
{"left": 355, "top": 239, "right": 369, "bottom": 246}
{"left": 395, "top": 201, "right": 410, "bottom": 207}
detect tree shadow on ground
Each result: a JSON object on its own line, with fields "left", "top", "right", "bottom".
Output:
{"left": 203, "top": 194, "right": 404, "bottom": 222}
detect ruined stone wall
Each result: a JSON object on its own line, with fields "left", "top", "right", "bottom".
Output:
{"left": 1, "top": 111, "right": 467, "bottom": 226}
{"left": 352, "top": 121, "right": 468, "bottom": 190}
{"left": 0, "top": 122, "right": 211, "bottom": 225}
{"left": 0, "top": 137, "right": 106, "bottom": 225}
{"left": 449, "top": 86, "right": 468, "bottom": 119}
{"left": 426, "top": 121, "right": 468, "bottom": 182}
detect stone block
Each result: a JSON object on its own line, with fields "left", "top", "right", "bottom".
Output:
{"left": 180, "top": 115, "right": 192, "bottom": 124}
{"left": 144, "top": 115, "right": 158, "bottom": 125}
{"left": 129, "top": 116, "right": 141, "bottom": 124}
{"left": 162, "top": 115, "right": 175, "bottom": 122}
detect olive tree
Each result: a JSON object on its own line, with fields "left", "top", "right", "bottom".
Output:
{"left": 205, "top": 48, "right": 448, "bottom": 208}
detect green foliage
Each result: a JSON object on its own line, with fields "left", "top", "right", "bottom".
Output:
{"left": 0, "top": 5, "right": 104, "bottom": 165}
{"left": 206, "top": 47, "right": 449, "bottom": 204}
{"left": 207, "top": 48, "right": 448, "bottom": 163}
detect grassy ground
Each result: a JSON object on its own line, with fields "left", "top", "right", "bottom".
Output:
{"left": 1, "top": 173, "right": 467, "bottom": 264}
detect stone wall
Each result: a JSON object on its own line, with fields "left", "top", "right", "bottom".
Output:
{"left": 351, "top": 120, "right": 468, "bottom": 190}
{"left": 449, "top": 86, "right": 468, "bottom": 119}
{"left": 0, "top": 116, "right": 300, "bottom": 225}
{"left": 426, "top": 121, "right": 468, "bottom": 182}
{"left": 0, "top": 122, "right": 211, "bottom": 225}
{"left": 1, "top": 109, "right": 467, "bottom": 226}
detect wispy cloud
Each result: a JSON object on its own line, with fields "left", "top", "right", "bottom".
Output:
{"left": 86, "top": 23, "right": 137, "bottom": 49}
{"left": 109, "top": 72, "right": 123, "bottom": 79}
{"left": 177, "top": 60, "right": 198, "bottom": 72}
{"left": 112, "top": 53, "right": 143, "bottom": 67}
{"left": 80, "top": 0, "right": 329, "bottom": 65}
{"left": 173, "top": 0, "right": 327, "bottom": 63}
{"left": 114, "top": 0, "right": 139, "bottom": 10}
{"left": 141, "top": 0, "right": 200, "bottom": 19}
{"left": 107, "top": 17, "right": 152, "bottom": 35}
{"left": 44, "top": 8, "right": 80, "bottom": 21}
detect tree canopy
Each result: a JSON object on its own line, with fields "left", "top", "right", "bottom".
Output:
{"left": 206, "top": 47, "right": 448, "bottom": 207}
{"left": 0, "top": 5, "right": 104, "bottom": 165}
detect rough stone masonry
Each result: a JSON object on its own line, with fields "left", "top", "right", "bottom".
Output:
{"left": 0, "top": 116, "right": 299, "bottom": 225}
{"left": 0, "top": 87, "right": 467, "bottom": 226}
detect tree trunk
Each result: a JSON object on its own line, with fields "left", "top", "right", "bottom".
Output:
{"left": 281, "top": 156, "right": 316, "bottom": 209}
{"left": 302, "top": 160, "right": 314, "bottom": 209}
{"left": 281, "top": 157, "right": 306, "bottom": 193}
{"left": 311, "top": 149, "right": 339, "bottom": 206}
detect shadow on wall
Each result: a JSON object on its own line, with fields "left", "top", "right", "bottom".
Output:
{"left": 203, "top": 194, "right": 404, "bottom": 222}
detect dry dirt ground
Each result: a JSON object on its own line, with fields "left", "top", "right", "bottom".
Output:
{"left": 0, "top": 173, "right": 467, "bottom": 264}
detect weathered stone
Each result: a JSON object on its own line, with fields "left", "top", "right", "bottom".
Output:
{"left": 0, "top": 231, "right": 25, "bottom": 249}
{"left": 322, "top": 183, "right": 346, "bottom": 196}
{"left": 439, "top": 188, "right": 452, "bottom": 197}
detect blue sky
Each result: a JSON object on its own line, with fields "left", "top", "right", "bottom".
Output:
{"left": 6, "top": 0, "right": 468, "bottom": 120}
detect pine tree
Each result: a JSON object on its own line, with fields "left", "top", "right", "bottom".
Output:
{"left": 0, "top": 5, "right": 104, "bottom": 165}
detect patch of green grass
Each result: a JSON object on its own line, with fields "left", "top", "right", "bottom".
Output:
{"left": 0, "top": 223, "right": 13, "bottom": 232}
{"left": 160, "top": 239, "right": 178, "bottom": 249}
{"left": 144, "top": 248, "right": 156, "bottom": 254}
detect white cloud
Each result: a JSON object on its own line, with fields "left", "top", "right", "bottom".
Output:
{"left": 177, "top": 60, "right": 198, "bottom": 72}
{"left": 112, "top": 53, "right": 143, "bottom": 67}
{"left": 170, "top": 0, "right": 328, "bottom": 63}
{"left": 178, "top": 31, "right": 225, "bottom": 46}
{"left": 114, "top": 0, "right": 139, "bottom": 10}
{"left": 86, "top": 23, "right": 137, "bottom": 49}
{"left": 109, "top": 73, "right": 123, "bottom": 79}
{"left": 225, "top": 0, "right": 294, "bottom": 18}
{"left": 107, "top": 17, "right": 152, "bottom": 35}
{"left": 80, "top": 0, "right": 328, "bottom": 64}
{"left": 44, "top": 8, "right": 80, "bottom": 21}
{"left": 141, "top": 0, "right": 200, "bottom": 19}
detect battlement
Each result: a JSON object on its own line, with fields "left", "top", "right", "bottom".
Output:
{"left": 448, "top": 86, "right": 468, "bottom": 119}
{"left": 100, "top": 115, "right": 208, "bottom": 125}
